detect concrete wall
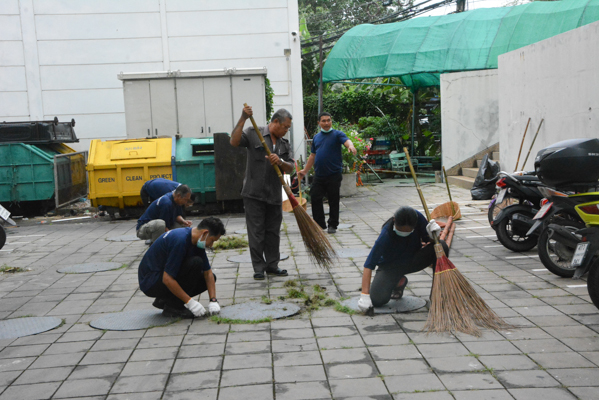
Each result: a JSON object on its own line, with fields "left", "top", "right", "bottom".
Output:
{"left": 440, "top": 69, "right": 499, "bottom": 170}
{"left": 0, "top": 0, "right": 305, "bottom": 156}
{"left": 498, "top": 21, "right": 599, "bottom": 172}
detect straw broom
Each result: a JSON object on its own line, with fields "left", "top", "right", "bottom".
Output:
{"left": 245, "top": 104, "right": 336, "bottom": 269}
{"left": 403, "top": 148, "right": 513, "bottom": 336}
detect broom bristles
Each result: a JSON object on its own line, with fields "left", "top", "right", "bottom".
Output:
{"left": 292, "top": 204, "right": 337, "bottom": 270}
{"left": 424, "top": 255, "right": 514, "bottom": 336}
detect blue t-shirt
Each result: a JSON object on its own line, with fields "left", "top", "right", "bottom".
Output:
{"left": 142, "top": 178, "right": 181, "bottom": 202}
{"left": 138, "top": 227, "right": 211, "bottom": 293}
{"left": 364, "top": 212, "right": 431, "bottom": 270}
{"left": 136, "top": 192, "right": 182, "bottom": 230}
{"left": 311, "top": 129, "right": 349, "bottom": 177}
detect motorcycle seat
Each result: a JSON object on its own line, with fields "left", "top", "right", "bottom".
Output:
{"left": 513, "top": 175, "right": 541, "bottom": 183}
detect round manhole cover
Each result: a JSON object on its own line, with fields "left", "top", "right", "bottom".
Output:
{"left": 90, "top": 310, "right": 177, "bottom": 331}
{"left": 0, "top": 317, "right": 62, "bottom": 339}
{"left": 340, "top": 296, "right": 427, "bottom": 314}
{"left": 219, "top": 301, "right": 300, "bottom": 321}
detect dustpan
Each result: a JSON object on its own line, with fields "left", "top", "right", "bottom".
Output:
{"left": 431, "top": 167, "right": 462, "bottom": 225}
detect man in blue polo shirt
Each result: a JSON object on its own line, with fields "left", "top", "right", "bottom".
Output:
{"left": 138, "top": 216, "right": 226, "bottom": 318}
{"left": 136, "top": 185, "right": 193, "bottom": 243}
{"left": 298, "top": 112, "right": 357, "bottom": 234}
{"left": 140, "top": 178, "right": 182, "bottom": 207}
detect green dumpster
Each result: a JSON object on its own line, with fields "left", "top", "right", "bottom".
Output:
{"left": 0, "top": 143, "right": 87, "bottom": 214}
{"left": 175, "top": 138, "right": 216, "bottom": 205}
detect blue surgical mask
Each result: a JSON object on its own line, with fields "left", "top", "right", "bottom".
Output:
{"left": 196, "top": 232, "right": 207, "bottom": 249}
{"left": 394, "top": 227, "right": 413, "bottom": 237}
{"left": 321, "top": 127, "right": 333, "bottom": 133}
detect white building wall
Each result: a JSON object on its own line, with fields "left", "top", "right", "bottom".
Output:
{"left": 498, "top": 20, "right": 599, "bottom": 172}
{"left": 440, "top": 69, "right": 499, "bottom": 169}
{"left": 0, "top": 0, "right": 305, "bottom": 157}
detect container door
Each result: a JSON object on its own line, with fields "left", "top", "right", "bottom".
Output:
{"left": 123, "top": 80, "right": 152, "bottom": 139}
{"left": 203, "top": 77, "right": 233, "bottom": 136}
{"left": 176, "top": 78, "right": 206, "bottom": 138}
{"left": 150, "top": 79, "right": 177, "bottom": 137}
{"left": 231, "top": 75, "right": 266, "bottom": 129}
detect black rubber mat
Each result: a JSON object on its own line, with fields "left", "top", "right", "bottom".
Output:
{"left": 340, "top": 296, "right": 427, "bottom": 314}
{"left": 227, "top": 253, "right": 289, "bottom": 263}
{"left": 57, "top": 262, "right": 122, "bottom": 274}
{"left": 0, "top": 317, "right": 62, "bottom": 339}
{"left": 219, "top": 301, "right": 300, "bottom": 321}
{"left": 90, "top": 310, "right": 177, "bottom": 331}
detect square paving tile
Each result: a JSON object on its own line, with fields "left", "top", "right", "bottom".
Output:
{"left": 478, "top": 355, "right": 538, "bottom": 370}
{"left": 120, "top": 360, "right": 174, "bottom": 376}
{"left": 329, "top": 377, "right": 389, "bottom": 398}
{"left": 162, "top": 388, "right": 218, "bottom": 400}
{"left": 12, "top": 367, "right": 72, "bottom": 385}
{"left": 165, "top": 371, "right": 220, "bottom": 392}
{"left": 528, "top": 352, "right": 595, "bottom": 369}
{"left": 171, "top": 357, "right": 222, "bottom": 374}
{"left": 369, "top": 345, "right": 423, "bottom": 361}
{"left": 437, "top": 372, "right": 503, "bottom": 391}
{"left": 276, "top": 365, "right": 328, "bottom": 382}
{"left": 0, "top": 381, "right": 61, "bottom": 400}
{"left": 220, "top": 367, "right": 272, "bottom": 387}
{"left": 218, "top": 383, "right": 273, "bottom": 400}
{"left": 384, "top": 372, "right": 445, "bottom": 394}
{"left": 222, "top": 353, "right": 271, "bottom": 370}
{"left": 496, "top": 370, "right": 560, "bottom": 389}
{"left": 274, "top": 350, "right": 322, "bottom": 367}
{"left": 69, "top": 363, "right": 124, "bottom": 381}
{"left": 110, "top": 374, "right": 169, "bottom": 394}
{"left": 224, "top": 340, "right": 270, "bottom": 355}
{"left": 427, "top": 356, "right": 483, "bottom": 373}
{"left": 275, "top": 381, "right": 331, "bottom": 400}
{"left": 547, "top": 368, "right": 599, "bottom": 387}
{"left": 54, "top": 377, "right": 113, "bottom": 398}
{"left": 508, "top": 388, "right": 578, "bottom": 400}
{"left": 452, "top": 389, "right": 514, "bottom": 400}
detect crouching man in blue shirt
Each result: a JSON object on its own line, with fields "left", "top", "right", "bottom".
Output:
{"left": 138, "top": 217, "right": 226, "bottom": 318}
{"left": 358, "top": 206, "right": 445, "bottom": 312}
{"left": 140, "top": 178, "right": 182, "bottom": 207}
{"left": 136, "top": 185, "right": 193, "bottom": 244}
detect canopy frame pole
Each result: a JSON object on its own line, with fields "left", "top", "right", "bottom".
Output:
{"left": 318, "top": 35, "right": 324, "bottom": 114}
{"left": 411, "top": 89, "right": 417, "bottom": 157}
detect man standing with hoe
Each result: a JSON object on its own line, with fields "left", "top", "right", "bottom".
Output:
{"left": 230, "top": 105, "right": 294, "bottom": 280}
{"left": 298, "top": 112, "right": 357, "bottom": 234}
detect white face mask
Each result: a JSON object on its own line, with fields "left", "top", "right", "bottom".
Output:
{"left": 321, "top": 127, "right": 333, "bottom": 133}
{"left": 394, "top": 227, "right": 413, "bottom": 237}
{"left": 196, "top": 232, "right": 208, "bottom": 249}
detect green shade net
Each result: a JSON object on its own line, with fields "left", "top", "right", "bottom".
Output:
{"left": 323, "top": 0, "right": 599, "bottom": 89}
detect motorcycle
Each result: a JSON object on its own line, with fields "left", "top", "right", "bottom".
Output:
{"left": 489, "top": 171, "right": 546, "bottom": 252}
{"left": 0, "top": 204, "right": 16, "bottom": 250}
{"left": 528, "top": 138, "right": 599, "bottom": 278}
{"left": 573, "top": 200, "right": 599, "bottom": 309}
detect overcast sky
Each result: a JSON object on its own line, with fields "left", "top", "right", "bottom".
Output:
{"left": 420, "top": 0, "right": 529, "bottom": 17}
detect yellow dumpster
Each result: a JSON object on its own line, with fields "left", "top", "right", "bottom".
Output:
{"left": 87, "top": 138, "right": 175, "bottom": 212}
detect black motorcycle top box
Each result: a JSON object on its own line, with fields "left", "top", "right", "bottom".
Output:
{"left": 535, "top": 138, "right": 599, "bottom": 190}
{"left": 0, "top": 117, "right": 78, "bottom": 144}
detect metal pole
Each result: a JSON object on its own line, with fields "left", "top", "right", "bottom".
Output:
{"left": 411, "top": 89, "right": 417, "bottom": 157}
{"left": 318, "top": 35, "right": 324, "bottom": 114}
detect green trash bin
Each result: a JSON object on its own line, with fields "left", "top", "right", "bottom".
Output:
{"left": 175, "top": 138, "right": 216, "bottom": 205}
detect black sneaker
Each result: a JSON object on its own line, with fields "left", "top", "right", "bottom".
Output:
{"left": 162, "top": 304, "right": 194, "bottom": 319}
{"left": 152, "top": 298, "right": 166, "bottom": 310}
{"left": 266, "top": 268, "right": 288, "bottom": 277}
{"left": 327, "top": 227, "right": 337, "bottom": 234}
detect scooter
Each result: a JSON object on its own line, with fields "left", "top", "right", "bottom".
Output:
{"left": 489, "top": 171, "right": 546, "bottom": 252}
{"left": 572, "top": 200, "right": 599, "bottom": 309}
{"left": 528, "top": 138, "right": 599, "bottom": 278}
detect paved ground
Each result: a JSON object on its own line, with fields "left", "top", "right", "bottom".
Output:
{"left": 0, "top": 181, "right": 597, "bottom": 400}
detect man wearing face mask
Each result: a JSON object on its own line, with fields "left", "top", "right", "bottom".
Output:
{"left": 298, "top": 112, "right": 357, "bottom": 234}
{"left": 230, "top": 105, "right": 294, "bottom": 280}
{"left": 137, "top": 216, "right": 226, "bottom": 318}
{"left": 357, "top": 206, "right": 445, "bottom": 312}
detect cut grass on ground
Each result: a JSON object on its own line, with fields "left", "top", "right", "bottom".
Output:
{"left": 213, "top": 236, "right": 249, "bottom": 251}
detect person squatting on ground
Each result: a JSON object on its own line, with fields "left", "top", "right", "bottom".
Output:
{"left": 136, "top": 185, "right": 193, "bottom": 243}
{"left": 137, "top": 217, "right": 226, "bottom": 318}
{"left": 140, "top": 178, "right": 182, "bottom": 207}
{"left": 298, "top": 112, "right": 357, "bottom": 234}
{"left": 358, "top": 206, "right": 445, "bottom": 312}
{"left": 230, "top": 105, "right": 294, "bottom": 281}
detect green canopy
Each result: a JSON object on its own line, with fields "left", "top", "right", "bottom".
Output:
{"left": 322, "top": 0, "right": 599, "bottom": 89}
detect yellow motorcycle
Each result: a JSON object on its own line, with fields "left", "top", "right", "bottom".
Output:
{"left": 572, "top": 199, "right": 599, "bottom": 309}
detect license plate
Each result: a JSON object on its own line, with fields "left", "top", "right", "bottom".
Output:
{"left": 533, "top": 202, "right": 553, "bottom": 220}
{"left": 0, "top": 204, "right": 10, "bottom": 221}
{"left": 496, "top": 189, "right": 507, "bottom": 204}
{"left": 571, "top": 242, "right": 589, "bottom": 267}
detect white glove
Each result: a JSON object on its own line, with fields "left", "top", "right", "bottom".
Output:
{"left": 357, "top": 293, "right": 373, "bottom": 312}
{"left": 184, "top": 298, "right": 206, "bottom": 317}
{"left": 208, "top": 301, "right": 221, "bottom": 315}
{"left": 426, "top": 219, "right": 442, "bottom": 238}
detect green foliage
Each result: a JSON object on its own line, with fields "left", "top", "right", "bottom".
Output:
{"left": 358, "top": 115, "right": 408, "bottom": 152}
{"left": 211, "top": 316, "right": 272, "bottom": 324}
{"left": 340, "top": 126, "right": 371, "bottom": 172}
{"left": 334, "top": 301, "right": 357, "bottom": 315}
{"left": 265, "top": 77, "right": 275, "bottom": 121}
{"left": 0, "top": 265, "right": 26, "bottom": 273}
{"left": 213, "top": 236, "right": 249, "bottom": 251}
{"left": 283, "top": 279, "right": 298, "bottom": 287}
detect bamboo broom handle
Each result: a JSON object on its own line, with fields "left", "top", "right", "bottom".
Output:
{"left": 442, "top": 166, "right": 455, "bottom": 217}
{"left": 521, "top": 118, "right": 544, "bottom": 169}
{"left": 404, "top": 148, "right": 431, "bottom": 221}
{"left": 244, "top": 103, "right": 293, "bottom": 197}
{"left": 514, "top": 117, "right": 530, "bottom": 172}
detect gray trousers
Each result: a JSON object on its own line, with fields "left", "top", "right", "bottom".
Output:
{"left": 370, "top": 241, "right": 449, "bottom": 307}
{"left": 243, "top": 197, "right": 282, "bottom": 273}
{"left": 137, "top": 220, "right": 185, "bottom": 243}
